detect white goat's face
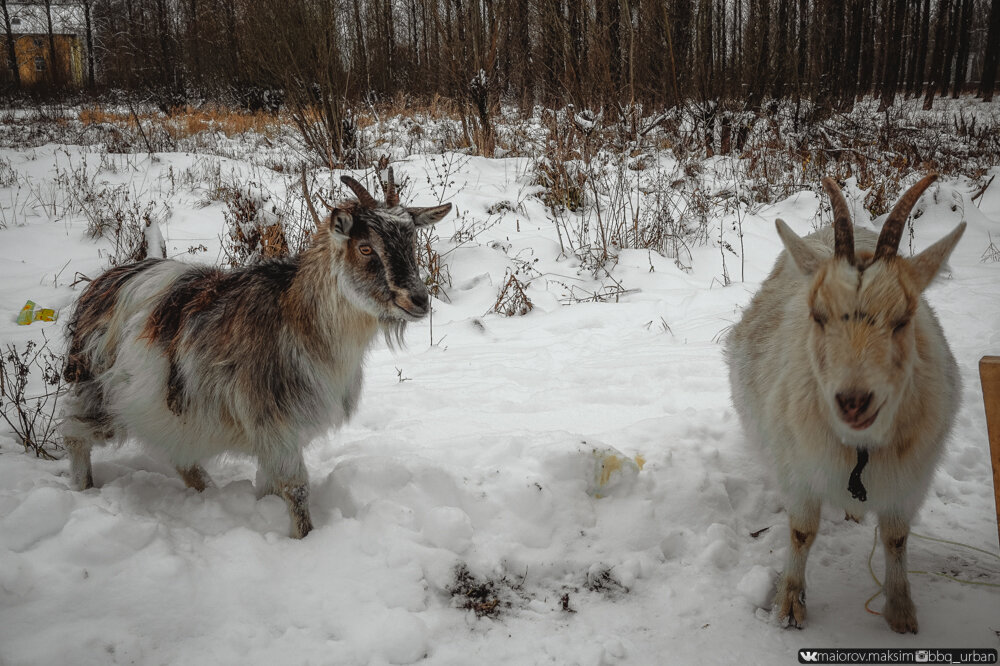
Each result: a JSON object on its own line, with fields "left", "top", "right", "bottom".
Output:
{"left": 777, "top": 175, "right": 964, "bottom": 445}
{"left": 806, "top": 258, "right": 918, "bottom": 440}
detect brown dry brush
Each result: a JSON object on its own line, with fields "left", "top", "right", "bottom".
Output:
{"left": 447, "top": 563, "right": 525, "bottom": 619}
{"left": 0, "top": 338, "right": 67, "bottom": 459}
{"left": 221, "top": 185, "right": 290, "bottom": 267}
{"left": 492, "top": 270, "right": 534, "bottom": 317}
{"left": 73, "top": 181, "right": 161, "bottom": 268}
{"left": 417, "top": 227, "right": 451, "bottom": 300}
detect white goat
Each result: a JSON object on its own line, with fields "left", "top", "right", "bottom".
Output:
{"left": 726, "top": 175, "right": 965, "bottom": 633}
{"left": 62, "top": 170, "right": 451, "bottom": 538}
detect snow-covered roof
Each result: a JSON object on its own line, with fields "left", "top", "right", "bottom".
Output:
{"left": 7, "top": 2, "right": 86, "bottom": 36}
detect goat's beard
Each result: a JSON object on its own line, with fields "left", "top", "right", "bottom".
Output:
{"left": 379, "top": 318, "right": 408, "bottom": 350}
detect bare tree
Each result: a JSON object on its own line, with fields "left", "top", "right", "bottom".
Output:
{"left": 982, "top": 0, "right": 1000, "bottom": 100}
{"left": 1, "top": 0, "right": 20, "bottom": 88}
{"left": 82, "top": 0, "right": 95, "bottom": 87}
{"left": 924, "top": 0, "right": 951, "bottom": 109}
{"left": 950, "top": 0, "right": 972, "bottom": 97}
{"left": 879, "top": 0, "right": 906, "bottom": 111}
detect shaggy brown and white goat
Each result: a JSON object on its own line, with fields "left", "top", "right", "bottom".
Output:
{"left": 62, "top": 170, "right": 451, "bottom": 538}
{"left": 726, "top": 175, "right": 965, "bottom": 633}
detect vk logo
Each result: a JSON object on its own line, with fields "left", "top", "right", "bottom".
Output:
{"left": 799, "top": 651, "right": 820, "bottom": 663}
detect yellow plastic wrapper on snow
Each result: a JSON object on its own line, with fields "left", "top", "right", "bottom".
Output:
{"left": 588, "top": 446, "right": 645, "bottom": 498}
{"left": 33, "top": 307, "right": 58, "bottom": 322}
{"left": 16, "top": 301, "right": 35, "bottom": 325}
{"left": 15, "top": 300, "right": 58, "bottom": 325}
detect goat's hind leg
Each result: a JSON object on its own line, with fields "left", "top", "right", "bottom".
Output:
{"left": 257, "top": 449, "right": 313, "bottom": 539}
{"left": 61, "top": 386, "right": 114, "bottom": 491}
{"left": 879, "top": 513, "right": 918, "bottom": 634}
{"left": 774, "top": 497, "right": 821, "bottom": 628}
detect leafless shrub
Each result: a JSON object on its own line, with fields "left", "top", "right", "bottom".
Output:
{"left": 72, "top": 180, "right": 163, "bottom": 268}
{"left": 982, "top": 233, "right": 1000, "bottom": 263}
{"left": 221, "top": 185, "right": 290, "bottom": 267}
{"left": 0, "top": 338, "right": 67, "bottom": 460}
{"left": 424, "top": 152, "right": 469, "bottom": 205}
{"left": 0, "top": 156, "right": 17, "bottom": 187}
{"left": 492, "top": 269, "right": 533, "bottom": 316}
{"left": 417, "top": 227, "right": 451, "bottom": 300}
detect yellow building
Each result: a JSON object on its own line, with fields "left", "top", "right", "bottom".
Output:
{"left": 3, "top": 2, "right": 87, "bottom": 86}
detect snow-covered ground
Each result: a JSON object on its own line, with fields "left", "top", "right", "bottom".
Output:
{"left": 0, "top": 140, "right": 998, "bottom": 665}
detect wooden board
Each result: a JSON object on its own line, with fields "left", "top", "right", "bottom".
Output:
{"left": 980, "top": 356, "right": 1000, "bottom": 551}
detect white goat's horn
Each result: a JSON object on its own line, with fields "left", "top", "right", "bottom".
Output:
{"left": 821, "top": 177, "right": 854, "bottom": 263}
{"left": 874, "top": 173, "right": 938, "bottom": 261}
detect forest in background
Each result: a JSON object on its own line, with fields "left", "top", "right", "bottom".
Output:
{"left": 2, "top": 0, "right": 999, "bottom": 174}
{"left": 3, "top": 0, "right": 998, "bottom": 110}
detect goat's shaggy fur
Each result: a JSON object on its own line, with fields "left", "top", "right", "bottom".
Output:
{"left": 726, "top": 175, "right": 964, "bottom": 633}
{"left": 62, "top": 172, "right": 451, "bottom": 538}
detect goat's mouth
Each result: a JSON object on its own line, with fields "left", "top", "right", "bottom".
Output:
{"left": 843, "top": 405, "right": 882, "bottom": 431}
{"left": 393, "top": 302, "right": 428, "bottom": 321}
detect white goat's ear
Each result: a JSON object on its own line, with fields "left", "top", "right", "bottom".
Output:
{"left": 907, "top": 222, "right": 965, "bottom": 292}
{"left": 775, "top": 219, "right": 822, "bottom": 275}
{"left": 407, "top": 203, "right": 452, "bottom": 227}
{"left": 331, "top": 210, "right": 353, "bottom": 239}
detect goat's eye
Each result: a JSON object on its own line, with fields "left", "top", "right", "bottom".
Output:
{"left": 892, "top": 319, "right": 908, "bottom": 334}
{"left": 811, "top": 311, "right": 826, "bottom": 328}
{"left": 358, "top": 244, "right": 373, "bottom": 256}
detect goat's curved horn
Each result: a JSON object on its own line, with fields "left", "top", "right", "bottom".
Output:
{"left": 874, "top": 173, "right": 938, "bottom": 262}
{"left": 821, "top": 177, "right": 854, "bottom": 263}
{"left": 318, "top": 195, "right": 337, "bottom": 212}
{"left": 340, "top": 175, "right": 377, "bottom": 209}
{"left": 385, "top": 166, "right": 399, "bottom": 207}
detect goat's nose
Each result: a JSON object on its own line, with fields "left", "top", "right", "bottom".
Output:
{"left": 410, "top": 290, "right": 429, "bottom": 312}
{"left": 836, "top": 390, "right": 873, "bottom": 419}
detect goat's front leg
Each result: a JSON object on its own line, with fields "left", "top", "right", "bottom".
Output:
{"left": 774, "top": 497, "right": 820, "bottom": 628}
{"left": 879, "top": 513, "right": 917, "bottom": 634}
{"left": 257, "top": 450, "right": 313, "bottom": 539}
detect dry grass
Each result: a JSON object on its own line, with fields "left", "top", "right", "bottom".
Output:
{"left": 79, "top": 106, "right": 288, "bottom": 140}
{"left": 221, "top": 185, "right": 293, "bottom": 267}
{"left": 492, "top": 270, "right": 533, "bottom": 316}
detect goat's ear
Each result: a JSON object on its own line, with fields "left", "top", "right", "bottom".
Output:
{"left": 331, "top": 210, "right": 353, "bottom": 239}
{"left": 906, "top": 222, "right": 965, "bottom": 292}
{"left": 776, "top": 219, "right": 822, "bottom": 275}
{"left": 407, "top": 203, "right": 452, "bottom": 227}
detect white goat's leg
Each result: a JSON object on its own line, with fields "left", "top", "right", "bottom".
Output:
{"left": 281, "top": 483, "right": 313, "bottom": 540}
{"left": 879, "top": 513, "right": 918, "bottom": 634}
{"left": 176, "top": 464, "right": 213, "bottom": 492}
{"left": 66, "top": 437, "right": 94, "bottom": 490}
{"left": 774, "top": 497, "right": 820, "bottom": 628}
{"left": 258, "top": 450, "right": 313, "bottom": 539}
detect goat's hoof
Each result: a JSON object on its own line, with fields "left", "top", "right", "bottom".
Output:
{"left": 883, "top": 597, "right": 918, "bottom": 634}
{"left": 71, "top": 472, "right": 94, "bottom": 491}
{"left": 775, "top": 585, "right": 807, "bottom": 629}
{"left": 291, "top": 518, "right": 313, "bottom": 540}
